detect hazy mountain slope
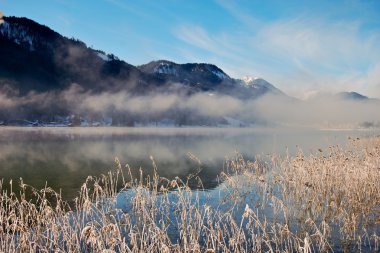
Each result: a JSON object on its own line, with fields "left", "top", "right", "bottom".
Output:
{"left": 0, "top": 16, "right": 156, "bottom": 94}
{"left": 0, "top": 16, "right": 289, "bottom": 126}
{"left": 0, "top": 16, "right": 285, "bottom": 97}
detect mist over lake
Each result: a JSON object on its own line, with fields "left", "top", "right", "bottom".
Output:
{"left": 0, "top": 127, "right": 377, "bottom": 200}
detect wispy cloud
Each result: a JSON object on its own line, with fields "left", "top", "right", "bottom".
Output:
{"left": 174, "top": 24, "right": 246, "bottom": 63}
{"left": 255, "top": 18, "right": 379, "bottom": 70}
{"left": 173, "top": 3, "right": 380, "bottom": 99}
{"left": 176, "top": 25, "right": 214, "bottom": 52}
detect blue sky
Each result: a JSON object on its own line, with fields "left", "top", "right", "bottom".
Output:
{"left": 1, "top": 0, "right": 380, "bottom": 98}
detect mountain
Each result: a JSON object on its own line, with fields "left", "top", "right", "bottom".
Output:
{"left": 0, "top": 16, "right": 149, "bottom": 95}
{"left": 336, "top": 92, "right": 369, "bottom": 101}
{"left": 0, "top": 16, "right": 285, "bottom": 126}
{"left": 0, "top": 16, "right": 282, "bottom": 97}
{"left": 305, "top": 91, "right": 377, "bottom": 102}
{"left": 138, "top": 60, "right": 284, "bottom": 99}
{"left": 138, "top": 60, "right": 230, "bottom": 90}
{"left": 239, "top": 76, "right": 284, "bottom": 96}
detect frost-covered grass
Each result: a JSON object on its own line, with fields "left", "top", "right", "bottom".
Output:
{"left": 0, "top": 137, "right": 379, "bottom": 252}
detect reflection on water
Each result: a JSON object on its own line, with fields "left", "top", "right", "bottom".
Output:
{"left": 0, "top": 127, "right": 377, "bottom": 200}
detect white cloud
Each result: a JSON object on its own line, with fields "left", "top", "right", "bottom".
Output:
{"left": 176, "top": 25, "right": 214, "bottom": 53}
{"left": 362, "top": 63, "right": 380, "bottom": 98}
{"left": 173, "top": 8, "right": 380, "bottom": 99}
{"left": 255, "top": 18, "right": 379, "bottom": 71}
{"left": 174, "top": 24, "right": 246, "bottom": 63}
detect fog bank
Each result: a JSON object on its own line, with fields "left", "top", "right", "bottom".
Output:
{"left": 0, "top": 83, "right": 379, "bottom": 128}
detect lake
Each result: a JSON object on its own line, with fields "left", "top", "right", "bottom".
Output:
{"left": 0, "top": 126, "right": 378, "bottom": 201}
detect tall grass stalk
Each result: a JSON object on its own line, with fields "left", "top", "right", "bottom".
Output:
{"left": 0, "top": 137, "right": 379, "bottom": 252}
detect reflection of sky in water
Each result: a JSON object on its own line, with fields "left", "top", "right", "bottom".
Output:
{"left": 0, "top": 127, "right": 378, "bottom": 200}
{"left": 115, "top": 170, "right": 379, "bottom": 253}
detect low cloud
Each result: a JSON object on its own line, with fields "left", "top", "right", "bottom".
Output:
{"left": 0, "top": 93, "right": 16, "bottom": 107}
{"left": 180, "top": 93, "right": 242, "bottom": 117}
{"left": 248, "top": 93, "right": 380, "bottom": 127}
{"left": 79, "top": 91, "right": 180, "bottom": 114}
{"left": 1, "top": 83, "right": 379, "bottom": 128}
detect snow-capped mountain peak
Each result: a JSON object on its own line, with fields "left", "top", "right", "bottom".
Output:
{"left": 241, "top": 76, "right": 261, "bottom": 84}
{"left": 238, "top": 76, "right": 284, "bottom": 95}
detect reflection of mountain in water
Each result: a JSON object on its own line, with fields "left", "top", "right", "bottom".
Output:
{"left": 0, "top": 127, "right": 372, "bottom": 201}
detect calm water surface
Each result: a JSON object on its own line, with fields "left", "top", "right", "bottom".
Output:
{"left": 0, "top": 127, "right": 377, "bottom": 200}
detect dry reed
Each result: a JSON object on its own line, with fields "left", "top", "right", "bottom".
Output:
{"left": 0, "top": 137, "right": 379, "bottom": 252}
